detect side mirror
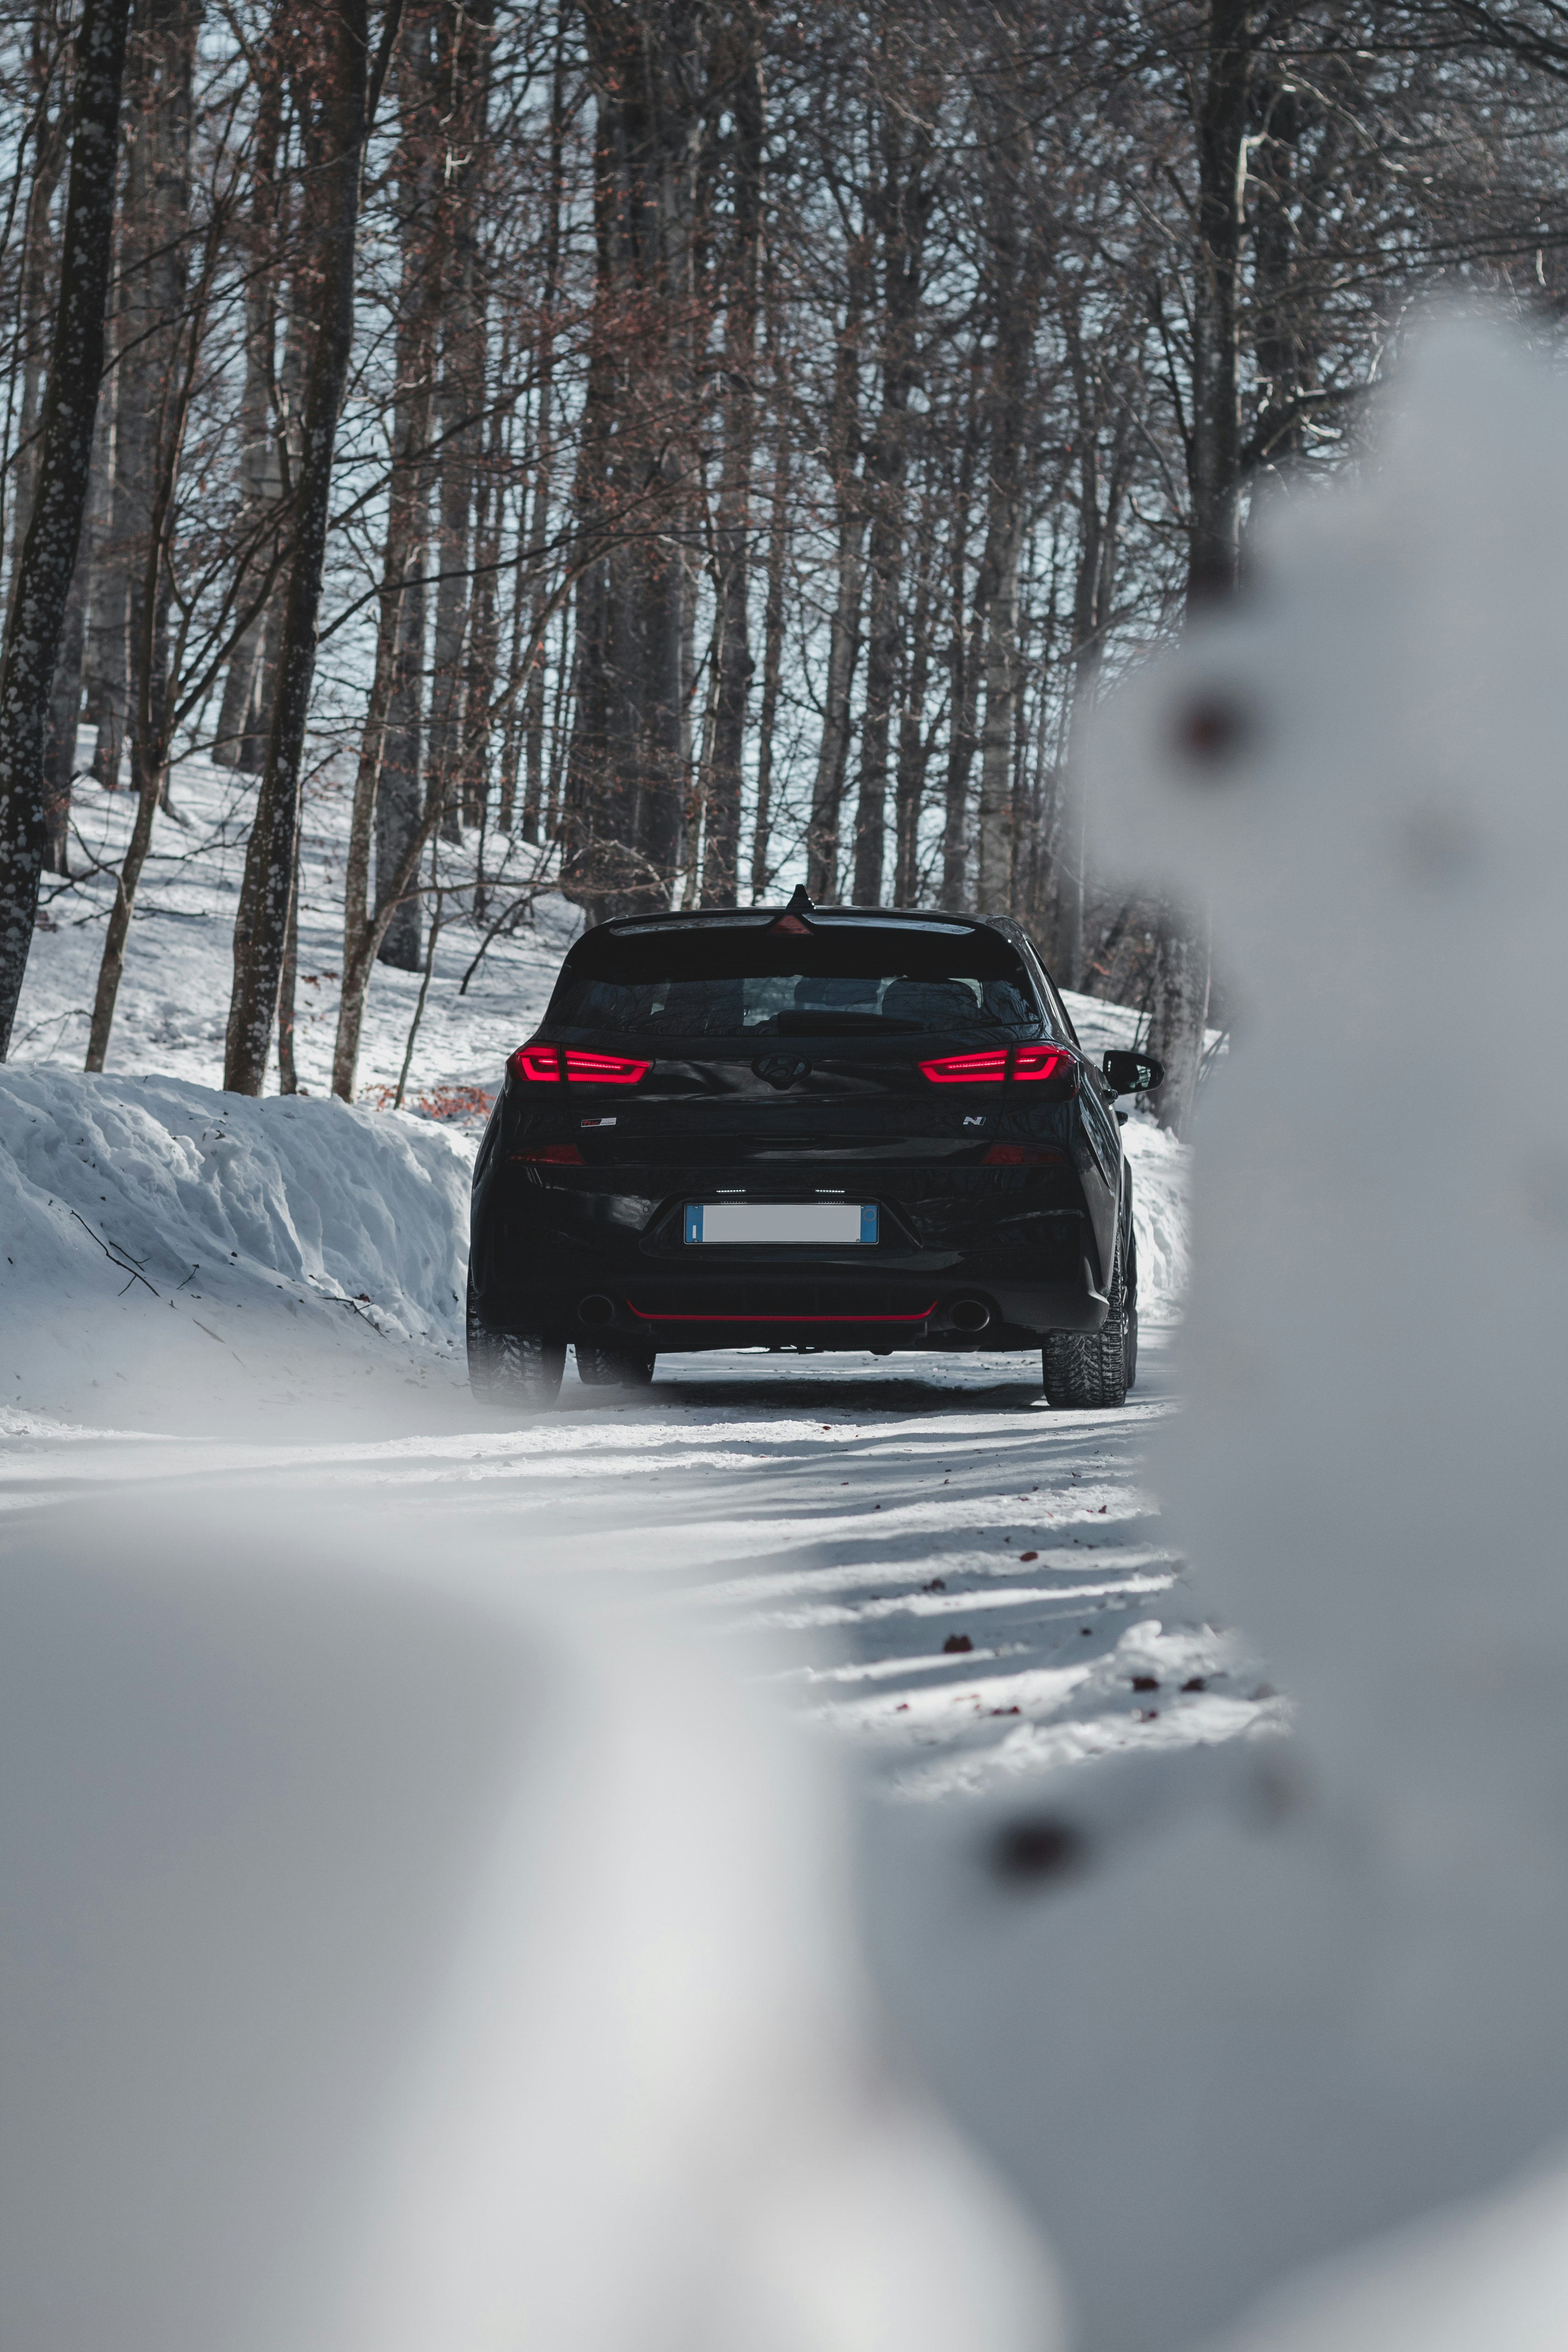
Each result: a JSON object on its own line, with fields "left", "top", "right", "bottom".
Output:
{"left": 1101, "top": 1050, "right": 1164, "bottom": 1095}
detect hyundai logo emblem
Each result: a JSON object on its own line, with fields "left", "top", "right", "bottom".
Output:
{"left": 754, "top": 1055, "right": 811, "bottom": 1090}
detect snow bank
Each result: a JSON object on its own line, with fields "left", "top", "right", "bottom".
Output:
{"left": 1121, "top": 1115, "right": 1189, "bottom": 1322}
{"left": 0, "top": 1068, "right": 472, "bottom": 1431}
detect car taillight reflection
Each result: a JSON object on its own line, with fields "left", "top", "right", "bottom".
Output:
{"left": 919, "top": 1046, "right": 1076, "bottom": 1085}
{"left": 508, "top": 1044, "right": 651, "bottom": 1086}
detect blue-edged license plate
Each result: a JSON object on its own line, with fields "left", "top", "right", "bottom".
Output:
{"left": 684, "top": 1202, "right": 877, "bottom": 1246}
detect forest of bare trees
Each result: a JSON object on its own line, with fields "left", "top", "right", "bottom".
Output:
{"left": 0, "top": 0, "right": 1565, "bottom": 1122}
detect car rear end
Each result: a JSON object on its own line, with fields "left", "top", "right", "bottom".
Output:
{"left": 468, "top": 904, "right": 1128, "bottom": 1370}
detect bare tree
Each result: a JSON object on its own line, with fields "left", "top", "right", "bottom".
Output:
{"left": 224, "top": 0, "right": 401, "bottom": 1094}
{"left": 0, "top": 0, "right": 131, "bottom": 1060}
{"left": 698, "top": 2, "right": 762, "bottom": 907}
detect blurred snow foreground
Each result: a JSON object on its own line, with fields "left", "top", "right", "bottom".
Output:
{"left": 871, "top": 314, "right": 1568, "bottom": 2352}
{"left": 0, "top": 1499, "right": 1059, "bottom": 2352}
{"left": 9, "top": 314, "right": 1568, "bottom": 2352}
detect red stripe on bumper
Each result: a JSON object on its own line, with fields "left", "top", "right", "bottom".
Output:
{"left": 626, "top": 1301, "right": 938, "bottom": 1325}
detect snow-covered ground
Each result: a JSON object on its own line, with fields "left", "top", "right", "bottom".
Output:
{"left": 0, "top": 736, "right": 1259, "bottom": 2349}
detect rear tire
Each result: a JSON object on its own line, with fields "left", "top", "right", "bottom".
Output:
{"left": 1043, "top": 1230, "right": 1131, "bottom": 1410}
{"left": 467, "top": 1294, "right": 565, "bottom": 1408}
{"left": 576, "top": 1341, "right": 655, "bottom": 1388}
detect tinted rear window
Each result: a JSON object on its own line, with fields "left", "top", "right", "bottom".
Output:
{"left": 548, "top": 925, "right": 1050, "bottom": 1042}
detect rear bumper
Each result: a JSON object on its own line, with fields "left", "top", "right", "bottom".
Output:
{"left": 473, "top": 1237, "right": 1108, "bottom": 1351}
{"left": 471, "top": 1167, "right": 1111, "bottom": 1351}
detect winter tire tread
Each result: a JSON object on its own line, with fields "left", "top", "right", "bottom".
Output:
{"left": 1043, "top": 1224, "right": 1132, "bottom": 1410}
{"left": 467, "top": 1295, "right": 565, "bottom": 1407}
{"left": 576, "top": 1342, "right": 655, "bottom": 1388}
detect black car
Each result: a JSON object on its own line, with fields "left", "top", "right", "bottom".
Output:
{"left": 467, "top": 891, "right": 1161, "bottom": 1408}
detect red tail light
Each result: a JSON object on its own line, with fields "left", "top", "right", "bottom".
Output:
{"left": 919, "top": 1049, "right": 1009, "bottom": 1085}
{"left": 983, "top": 1144, "right": 1066, "bottom": 1165}
{"left": 918, "top": 1046, "right": 1076, "bottom": 1086}
{"left": 508, "top": 1143, "right": 585, "bottom": 1166}
{"left": 1011, "top": 1045, "right": 1074, "bottom": 1083}
{"left": 563, "top": 1049, "right": 650, "bottom": 1085}
{"left": 508, "top": 1044, "right": 650, "bottom": 1086}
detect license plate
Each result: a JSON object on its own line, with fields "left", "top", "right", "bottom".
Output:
{"left": 684, "top": 1201, "right": 878, "bottom": 1246}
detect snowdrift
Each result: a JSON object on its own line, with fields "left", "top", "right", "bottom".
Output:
{"left": 0, "top": 1069, "right": 471, "bottom": 1432}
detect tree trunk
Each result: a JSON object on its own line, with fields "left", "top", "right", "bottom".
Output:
{"left": 425, "top": 0, "right": 493, "bottom": 846}
{"left": 336, "top": 369, "right": 436, "bottom": 1064}
{"left": 86, "top": 0, "right": 196, "bottom": 806}
{"left": 1056, "top": 314, "right": 1133, "bottom": 987}
{"left": 850, "top": 95, "right": 930, "bottom": 909}
{"left": 1145, "top": 0, "right": 1250, "bottom": 1128}
{"left": 970, "top": 64, "right": 1049, "bottom": 919}
{"left": 562, "top": 0, "right": 709, "bottom": 924}
{"left": 277, "top": 848, "right": 299, "bottom": 1092}
{"left": 363, "top": 1, "right": 438, "bottom": 975}
{"left": 974, "top": 512, "right": 1023, "bottom": 915}
{"left": 224, "top": 0, "right": 374, "bottom": 1095}
{"left": 1186, "top": 0, "right": 1251, "bottom": 604}
{"left": 1252, "top": 78, "right": 1307, "bottom": 474}
{"left": 83, "top": 0, "right": 200, "bottom": 1072}
{"left": 519, "top": 18, "right": 567, "bottom": 844}
{"left": 80, "top": 340, "right": 121, "bottom": 788}
{"left": 938, "top": 399, "right": 981, "bottom": 909}
{"left": 700, "top": 22, "right": 762, "bottom": 909}
{"left": 892, "top": 506, "right": 934, "bottom": 906}
{"left": 805, "top": 241, "right": 869, "bottom": 902}
{"left": 0, "top": 0, "right": 130, "bottom": 1061}
{"left": 749, "top": 274, "right": 790, "bottom": 903}
{"left": 212, "top": 26, "right": 287, "bottom": 771}
{"left": 43, "top": 376, "right": 109, "bottom": 875}
{"left": 9, "top": 6, "right": 70, "bottom": 580}
{"left": 1148, "top": 907, "right": 1210, "bottom": 1139}
{"left": 42, "top": 565, "right": 86, "bottom": 875}
{"left": 460, "top": 381, "right": 506, "bottom": 851}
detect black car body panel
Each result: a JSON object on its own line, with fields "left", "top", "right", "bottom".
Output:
{"left": 469, "top": 904, "right": 1136, "bottom": 1354}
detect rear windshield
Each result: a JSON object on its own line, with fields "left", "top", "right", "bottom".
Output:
{"left": 548, "top": 925, "right": 1050, "bottom": 1042}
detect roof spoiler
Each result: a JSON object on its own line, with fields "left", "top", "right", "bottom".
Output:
{"left": 768, "top": 883, "right": 816, "bottom": 936}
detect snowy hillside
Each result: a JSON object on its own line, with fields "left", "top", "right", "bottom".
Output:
{"left": 11, "top": 746, "right": 578, "bottom": 1111}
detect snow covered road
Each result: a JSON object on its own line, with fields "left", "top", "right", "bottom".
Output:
{"left": 0, "top": 1335, "right": 1275, "bottom": 1802}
